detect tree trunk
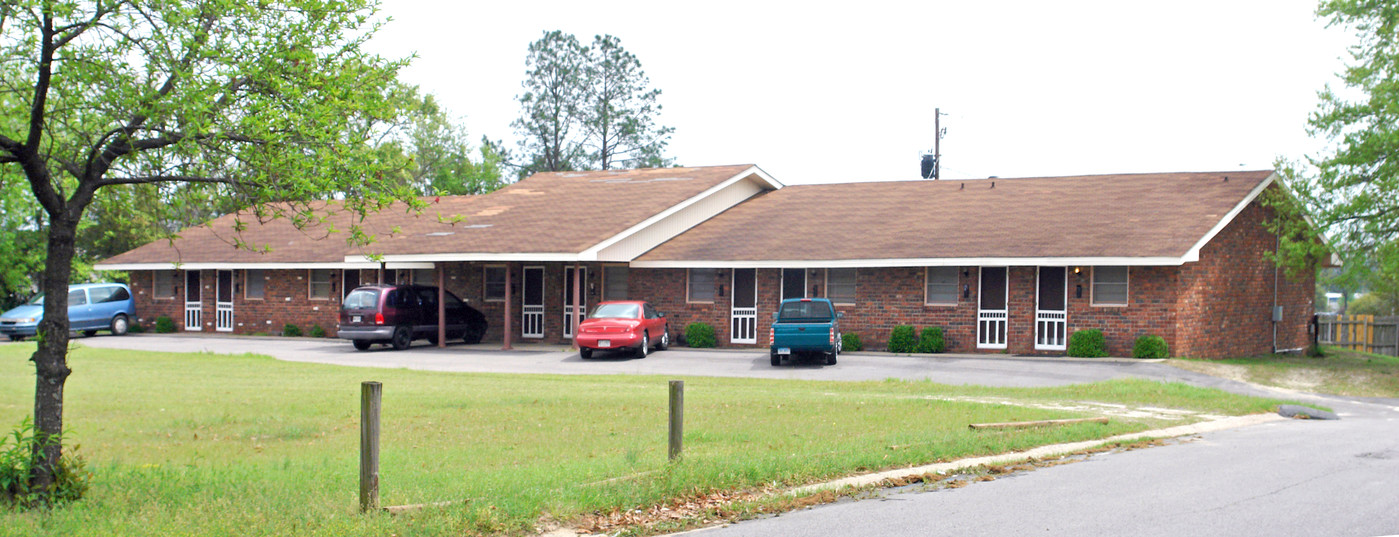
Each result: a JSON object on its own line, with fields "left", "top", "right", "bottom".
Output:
{"left": 29, "top": 214, "right": 77, "bottom": 492}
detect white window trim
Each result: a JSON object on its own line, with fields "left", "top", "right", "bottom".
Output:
{"left": 924, "top": 267, "right": 960, "bottom": 306}
{"left": 244, "top": 269, "right": 264, "bottom": 300}
{"left": 686, "top": 268, "right": 715, "bottom": 304}
{"left": 308, "top": 269, "right": 333, "bottom": 301}
{"left": 824, "top": 268, "right": 856, "bottom": 306}
{"left": 153, "top": 270, "right": 176, "bottom": 300}
{"left": 483, "top": 265, "right": 507, "bottom": 302}
{"left": 1091, "top": 266, "right": 1130, "bottom": 307}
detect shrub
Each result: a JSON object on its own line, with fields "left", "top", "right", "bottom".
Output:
{"left": 916, "top": 327, "right": 945, "bottom": 353}
{"left": 282, "top": 324, "right": 303, "bottom": 337}
{"left": 841, "top": 333, "right": 863, "bottom": 352}
{"left": 684, "top": 323, "right": 716, "bottom": 348}
{"left": 308, "top": 325, "right": 327, "bottom": 338}
{"left": 127, "top": 322, "right": 146, "bottom": 334}
{"left": 887, "top": 325, "right": 917, "bottom": 353}
{"left": 1067, "top": 329, "right": 1108, "bottom": 357}
{"left": 154, "top": 316, "right": 175, "bottom": 333}
{"left": 1, "top": 418, "right": 91, "bottom": 508}
{"left": 1132, "top": 334, "right": 1169, "bottom": 359}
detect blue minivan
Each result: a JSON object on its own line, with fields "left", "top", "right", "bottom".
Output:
{"left": 0, "top": 283, "right": 136, "bottom": 341}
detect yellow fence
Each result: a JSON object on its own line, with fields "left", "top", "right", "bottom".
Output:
{"left": 1318, "top": 314, "right": 1398, "bottom": 356}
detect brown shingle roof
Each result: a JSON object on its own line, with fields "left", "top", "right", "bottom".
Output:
{"left": 634, "top": 170, "right": 1275, "bottom": 265}
{"left": 98, "top": 165, "right": 758, "bottom": 267}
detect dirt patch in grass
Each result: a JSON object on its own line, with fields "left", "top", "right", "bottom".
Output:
{"left": 1170, "top": 347, "right": 1399, "bottom": 398}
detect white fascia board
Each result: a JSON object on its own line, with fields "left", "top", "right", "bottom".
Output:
{"left": 94, "top": 262, "right": 381, "bottom": 271}
{"left": 579, "top": 166, "right": 783, "bottom": 261}
{"left": 629, "top": 256, "right": 1189, "bottom": 269}
{"left": 1180, "top": 173, "right": 1275, "bottom": 263}
{"left": 345, "top": 253, "right": 581, "bottom": 264}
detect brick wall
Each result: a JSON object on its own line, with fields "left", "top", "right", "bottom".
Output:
{"left": 131, "top": 269, "right": 343, "bottom": 335}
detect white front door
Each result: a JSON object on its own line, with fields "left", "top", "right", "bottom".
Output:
{"left": 1035, "top": 267, "right": 1067, "bottom": 351}
{"left": 521, "top": 266, "right": 544, "bottom": 339}
{"left": 563, "top": 267, "right": 587, "bottom": 339}
{"left": 730, "top": 268, "right": 757, "bottom": 344}
{"left": 184, "top": 270, "right": 202, "bottom": 331}
{"left": 215, "top": 270, "right": 234, "bottom": 332}
{"left": 977, "top": 267, "right": 1007, "bottom": 349}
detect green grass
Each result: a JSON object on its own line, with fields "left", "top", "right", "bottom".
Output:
{"left": 0, "top": 343, "right": 1285, "bottom": 536}
{"left": 1171, "top": 346, "right": 1399, "bottom": 398}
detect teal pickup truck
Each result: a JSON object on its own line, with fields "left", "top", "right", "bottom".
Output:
{"left": 768, "top": 298, "right": 842, "bottom": 366}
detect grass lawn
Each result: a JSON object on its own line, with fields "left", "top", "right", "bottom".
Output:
{"left": 0, "top": 343, "right": 1287, "bottom": 536}
{"left": 1170, "top": 346, "right": 1399, "bottom": 398}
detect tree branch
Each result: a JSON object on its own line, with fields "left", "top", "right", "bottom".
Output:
{"left": 100, "top": 175, "right": 237, "bottom": 186}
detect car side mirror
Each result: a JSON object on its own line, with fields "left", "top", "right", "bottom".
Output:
{"left": 658, "top": 312, "right": 666, "bottom": 318}
{"left": 771, "top": 312, "right": 779, "bottom": 320}
{"left": 837, "top": 312, "right": 844, "bottom": 319}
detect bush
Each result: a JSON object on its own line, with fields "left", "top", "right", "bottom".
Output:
{"left": 1067, "top": 329, "right": 1108, "bottom": 357}
{"left": 916, "top": 327, "right": 945, "bottom": 353}
{"left": 282, "top": 324, "right": 303, "bottom": 337}
{"left": 1, "top": 418, "right": 91, "bottom": 508}
{"left": 887, "top": 325, "right": 917, "bottom": 353}
{"left": 154, "top": 316, "right": 175, "bottom": 333}
{"left": 841, "top": 333, "right": 863, "bottom": 352}
{"left": 1132, "top": 335, "right": 1169, "bottom": 359}
{"left": 308, "top": 325, "right": 327, "bottom": 338}
{"left": 127, "top": 322, "right": 146, "bottom": 334}
{"left": 684, "top": 323, "right": 716, "bottom": 348}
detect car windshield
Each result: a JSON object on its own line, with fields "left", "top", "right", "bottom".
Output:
{"left": 25, "top": 293, "right": 43, "bottom": 305}
{"left": 779, "top": 301, "right": 833, "bottom": 322}
{"left": 343, "top": 289, "right": 380, "bottom": 309}
{"left": 589, "top": 303, "right": 639, "bottom": 319}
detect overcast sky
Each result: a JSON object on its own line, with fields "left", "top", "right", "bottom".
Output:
{"left": 366, "top": 0, "right": 1354, "bottom": 185}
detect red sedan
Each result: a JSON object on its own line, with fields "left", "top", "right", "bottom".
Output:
{"left": 576, "top": 300, "right": 670, "bottom": 359}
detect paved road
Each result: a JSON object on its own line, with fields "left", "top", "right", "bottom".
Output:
{"left": 34, "top": 334, "right": 1399, "bottom": 536}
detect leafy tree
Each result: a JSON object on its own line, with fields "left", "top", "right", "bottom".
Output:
{"left": 393, "top": 89, "right": 506, "bottom": 196}
{"left": 512, "top": 31, "right": 673, "bottom": 175}
{"left": 1272, "top": 2, "right": 1399, "bottom": 291}
{"left": 0, "top": 0, "right": 416, "bottom": 495}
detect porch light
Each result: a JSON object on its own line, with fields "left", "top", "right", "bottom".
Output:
{"left": 1073, "top": 266, "right": 1081, "bottom": 274}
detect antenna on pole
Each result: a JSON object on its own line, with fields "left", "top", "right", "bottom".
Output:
{"left": 920, "top": 108, "right": 947, "bottom": 179}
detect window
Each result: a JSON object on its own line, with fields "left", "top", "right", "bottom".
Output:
{"left": 412, "top": 268, "right": 436, "bottom": 286}
{"left": 603, "top": 266, "right": 628, "bottom": 301}
{"left": 68, "top": 289, "right": 87, "bottom": 306}
{"left": 108, "top": 286, "right": 131, "bottom": 302}
{"left": 88, "top": 286, "right": 115, "bottom": 304}
{"left": 826, "top": 268, "right": 856, "bottom": 305}
{"left": 342, "top": 269, "right": 361, "bottom": 299}
{"left": 154, "top": 271, "right": 176, "bottom": 299}
{"left": 245, "top": 269, "right": 265, "bottom": 299}
{"left": 925, "top": 267, "right": 958, "bottom": 305}
{"left": 483, "top": 266, "right": 506, "bottom": 301}
{"left": 687, "top": 268, "right": 716, "bottom": 303}
{"left": 309, "top": 269, "right": 333, "bottom": 299}
{"left": 1092, "top": 266, "right": 1129, "bottom": 306}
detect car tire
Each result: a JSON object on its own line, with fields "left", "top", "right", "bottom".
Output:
{"left": 825, "top": 351, "right": 838, "bottom": 366}
{"left": 770, "top": 352, "right": 781, "bottom": 366}
{"left": 657, "top": 327, "right": 669, "bottom": 350}
{"left": 8, "top": 335, "right": 24, "bottom": 342}
{"left": 111, "top": 314, "right": 129, "bottom": 336}
{"left": 462, "top": 324, "right": 484, "bottom": 345}
{"left": 353, "top": 340, "right": 373, "bottom": 351}
{"left": 580, "top": 348, "right": 593, "bottom": 359}
{"left": 391, "top": 325, "right": 412, "bottom": 350}
{"left": 636, "top": 333, "right": 649, "bottom": 358}
{"left": 82, "top": 330, "right": 98, "bottom": 337}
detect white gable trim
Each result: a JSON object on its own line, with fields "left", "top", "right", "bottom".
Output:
{"left": 579, "top": 165, "right": 782, "bottom": 261}
{"left": 1179, "top": 172, "right": 1275, "bottom": 263}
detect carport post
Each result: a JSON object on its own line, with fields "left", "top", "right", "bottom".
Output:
{"left": 502, "top": 263, "right": 513, "bottom": 350}
{"left": 571, "top": 262, "right": 581, "bottom": 351}
{"left": 437, "top": 264, "right": 446, "bottom": 348}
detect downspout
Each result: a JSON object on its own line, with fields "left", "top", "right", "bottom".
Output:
{"left": 1273, "top": 234, "right": 1280, "bottom": 354}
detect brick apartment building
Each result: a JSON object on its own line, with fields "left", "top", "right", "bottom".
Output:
{"left": 96, "top": 165, "right": 1317, "bottom": 359}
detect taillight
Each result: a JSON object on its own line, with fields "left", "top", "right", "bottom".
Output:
{"left": 375, "top": 312, "right": 384, "bottom": 325}
{"left": 769, "top": 326, "right": 775, "bottom": 345}
{"left": 830, "top": 329, "right": 835, "bottom": 345}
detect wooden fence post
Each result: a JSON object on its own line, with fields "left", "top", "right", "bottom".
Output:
{"left": 668, "top": 380, "right": 684, "bottom": 461}
{"left": 360, "top": 381, "right": 382, "bottom": 512}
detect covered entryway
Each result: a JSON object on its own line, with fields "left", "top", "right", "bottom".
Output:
{"left": 184, "top": 270, "right": 202, "bottom": 331}
{"left": 521, "top": 266, "right": 544, "bottom": 338}
{"left": 563, "top": 266, "right": 586, "bottom": 339}
{"left": 215, "top": 270, "right": 234, "bottom": 332}
{"left": 730, "top": 268, "right": 757, "bottom": 344}
{"left": 1035, "top": 266, "right": 1067, "bottom": 351}
{"left": 977, "top": 266, "right": 1007, "bottom": 349}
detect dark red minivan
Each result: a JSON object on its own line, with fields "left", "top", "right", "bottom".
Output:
{"left": 337, "top": 284, "right": 487, "bottom": 351}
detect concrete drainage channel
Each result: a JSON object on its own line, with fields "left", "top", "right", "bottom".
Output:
{"left": 540, "top": 409, "right": 1322, "bottom": 537}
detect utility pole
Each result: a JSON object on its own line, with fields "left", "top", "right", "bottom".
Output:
{"left": 934, "top": 108, "right": 945, "bottom": 180}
